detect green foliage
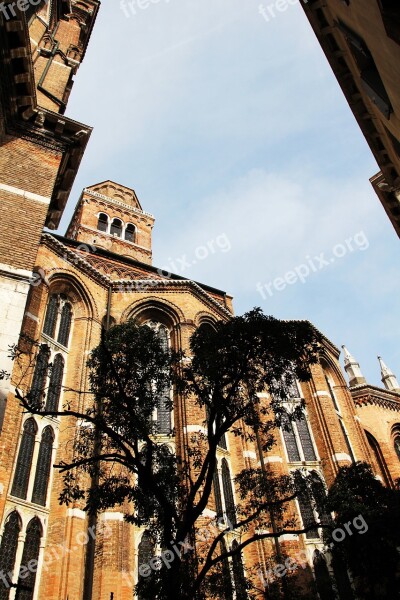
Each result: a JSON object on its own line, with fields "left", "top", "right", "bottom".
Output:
{"left": 326, "top": 462, "right": 400, "bottom": 600}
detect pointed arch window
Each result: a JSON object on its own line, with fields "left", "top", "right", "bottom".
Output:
{"left": 42, "top": 294, "right": 73, "bottom": 348}
{"left": 137, "top": 531, "right": 155, "bottom": 600}
{"left": 15, "top": 518, "right": 42, "bottom": 600}
{"left": 394, "top": 435, "right": 400, "bottom": 462}
{"left": 110, "top": 218, "right": 122, "bottom": 237}
{"left": 32, "top": 426, "right": 54, "bottom": 506}
{"left": 97, "top": 213, "right": 108, "bottom": 232}
{"left": 221, "top": 459, "right": 236, "bottom": 526}
{"left": 46, "top": 354, "right": 64, "bottom": 411}
{"left": 231, "top": 540, "right": 247, "bottom": 599}
{"left": 11, "top": 419, "right": 37, "bottom": 500}
{"left": 282, "top": 414, "right": 316, "bottom": 462}
{"left": 43, "top": 295, "right": 59, "bottom": 338}
{"left": 0, "top": 511, "right": 21, "bottom": 598}
{"left": 125, "top": 224, "right": 135, "bottom": 242}
{"left": 29, "top": 345, "right": 50, "bottom": 406}
{"left": 57, "top": 303, "right": 72, "bottom": 347}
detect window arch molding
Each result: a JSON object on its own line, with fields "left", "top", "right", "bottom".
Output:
{"left": 124, "top": 223, "right": 136, "bottom": 242}
{"left": 366, "top": 430, "right": 391, "bottom": 486}
{"left": 124, "top": 299, "right": 184, "bottom": 339}
{"left": 97, "top": 212, "right": 110, "bottom": 233}
{"left": 45, "top": 275, "right": 96, "bottom": 323}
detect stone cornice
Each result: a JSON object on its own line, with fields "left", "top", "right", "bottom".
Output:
{"left": 83, "top": 189, "right": 154, "bottom": 219}
{"left": 352, "top": 384, "right": 400, "bottom": 412}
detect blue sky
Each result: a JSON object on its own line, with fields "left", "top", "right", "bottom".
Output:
{"left": 55, "top": 0, "right": 400, "bottom": 387}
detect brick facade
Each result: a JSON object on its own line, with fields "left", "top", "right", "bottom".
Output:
{"left": 0, "top": 181, "right": 397, "bottom": 599}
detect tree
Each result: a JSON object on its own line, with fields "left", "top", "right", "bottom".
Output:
{"left": 325, "top": 462, "right": 400, "bottom": 600}
{"left": 13, "top": 308, "right": 325, "bottom": 600}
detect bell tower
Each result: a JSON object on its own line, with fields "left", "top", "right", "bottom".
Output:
{"left": 66, "top": 181, "right": 155, "bottom": 264}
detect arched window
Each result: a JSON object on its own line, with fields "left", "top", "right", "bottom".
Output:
{"left": 213, "top": 468, "right": 223, "bottom": 519}
{"left": 97, "top": 213, "right": 108, "bottom": 232}
{"left": 0, "top": 511, "right": 21, "bottom": 598}
{"left": 15, "top": 518, "right": 42, "bottom": 600}
{"left": 125, "top": 223, "right": 135, "bottom": 242}
{"left": 220, "top": 540, "right": 234, "bottom": 600}
{"left": 32, "top": 426, "right": 54, "bottom": 506}
{"left": 282, "top": 414, "right": 316, "bottom": 462}
{"left": 57, "top": 303, "right": 72, "bottom": 347}
{"left": 313, "top": 551, "right": 335, "bottom": 600}
{"left": 29, "top": 345, "right": 50, "bottom": 406}
{"left": 231, "top": 540, "right": 247, "bottom": 599}
{"left": 42, "top": 294, "right": 73, "bottom": 348}
{"left": 282, "top": 418, "right": 301, "bottom": 462}
{"left": 46, "top": 354, "right": 64, "bottom": 411}
{"left": 11, "top": 419, "right": 37, "bottom": 500}
{"left": 221, "top": 459, "right": 236, "bottom": 526}
{"left": 298, "top": 492, "right": 319, "bottom": 539}
{"left": 296, "top": 417, "right": 317, "bottom": 461}
{"left": 218, "top": 433, "right": 227, "bottom": 450}
{"left": 43, "top": 295, "right": 59, "bottom": 338}
{"left": 137, "top": 531, "right": 155, "bottom": 600}
{"left": 110, "top": 218, "right": 122, "bottom": 237}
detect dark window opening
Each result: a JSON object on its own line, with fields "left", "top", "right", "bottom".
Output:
{"left": 97, "top": 213, "right": 108, "bottom": 233}
{"left": 125, "top": 224, "right": 135, "bottom": 242}
{"left": 110, "top": 218, "right": 123, "bottom": 237}
{"left": 213, "top": 468, "right": 223, "bottom": 519}
{"left": 231, "top": 540, "right": 247, "bottom": 599}
{"left": 15, "top": 518, "right": 42, "bottom": 600}
{"left": 221, "top": 459, "right": 236, "bottom": 526}
{"left": 32, "top": 426, "right": 54, "bottom": 506}
{"left": 0, "top": 511, "right": 21, "bottom": 598}
{"left": 57, "top": 303, "right": 72, "bottom": 347}
{"left": 46, "top": 354, "right": 64, "bottom": 411}
{"left": 43, "top": 295, "right": 59, "bottom": 339}
{"left": 11, "top": 419, "right": 37, "bottom": 500}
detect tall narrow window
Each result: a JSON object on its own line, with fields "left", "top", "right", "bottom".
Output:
{"left": 46, "top": 354, "right": 64, "bottom": 411}
{"left": 394, "top": 435, "right": 400, "bottom": 462}
{"left": 11, "top": 419, "right": 37, "bottom": 500}
{"left": 110, "top": 218, "right": 122, "bottom": 237}
{"left": 125, "top": 224, "right": 135, "bottom": 242}
{"left": 282, "top": 414, "right": 316, "bottom": 463}
{"left": 43, "top": 295, "right": 58, "bottom": 338}
{"left": 154, "top": 324, "right": 171, "bottom": 435}
{"left": 15, "top": 518, "right": 42, "bottom": 600}
{"left": 296, "top": 417, "right": 317, "bottom": 461}
{"left": 310, "top": 472, "right": 331, "bottom": 527}
{"left": 231, "top": 540, "right": 247, "bottom": 599}
{"left": 29, "top": 345, "right": 50, "bottom": 406}
{"left": 137, "top": 531, "right": 155, "bottom": 600}
{"left": 31, "top": 426, "right": 54, "bottom": 506}
{"left": 325, "top": 375, "right": 340, "bottom": 413}
{"left": 97, "top": 213, "right": 108, "bottom": 232}
{"left": 218, "top": 433, "right": 227, "bottom": 450}
{"left": 213, "top": 468, "right": 223, "bottom": 519}
{"left": 298, "top": 493, "right": 319, "bottom": 539}
{"left": 57, "top": 304, "right": 72, "bottom": 347}
{"left": 221, "top": 459, "right": 236, "bottom": 526}
{"left": 282, "top": 419, "right": 301, "bottom": 462}
{"left": 220, "top": 540, "right": 234, "bottom": 600}
{"left": 0, "top": 511, "right": 21, "bottom": 599}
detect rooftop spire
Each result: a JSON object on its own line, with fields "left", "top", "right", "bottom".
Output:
{"left": 378, "top": 356, "right": 400, "bottom": 393}
{"left": 342, "top": 345, "right": 366, "bottom": 387}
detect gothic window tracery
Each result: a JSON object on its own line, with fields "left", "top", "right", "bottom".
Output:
{"left": 15, "top": 518, "right": 42, "bottom": 600}
{"left": 0, "top": 511, "right": 21, "bottom": 599}
{"left": 137, "top": 531, "right": 155, "bottom": 600}
{"left": 221, "top": 458, "right": 236, "bottom": 526}
{"left": 31, "top": 426, "right": 54, "bottom": 506}
{"left": 282, "top": 413, "right": 317, "bottom": 462}
{"left": 11, "top": 419, "right": 37, "bottom": 500}
{"left": 146, "top": 321, "right": 172, "bottom": 435}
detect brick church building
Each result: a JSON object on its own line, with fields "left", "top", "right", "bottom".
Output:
{"left": 1, "top": 3, "right": 400, "bottom": 600}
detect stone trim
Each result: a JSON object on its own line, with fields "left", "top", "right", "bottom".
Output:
{"left": 0, "top": 183, "right": 51, "bottom": 205}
